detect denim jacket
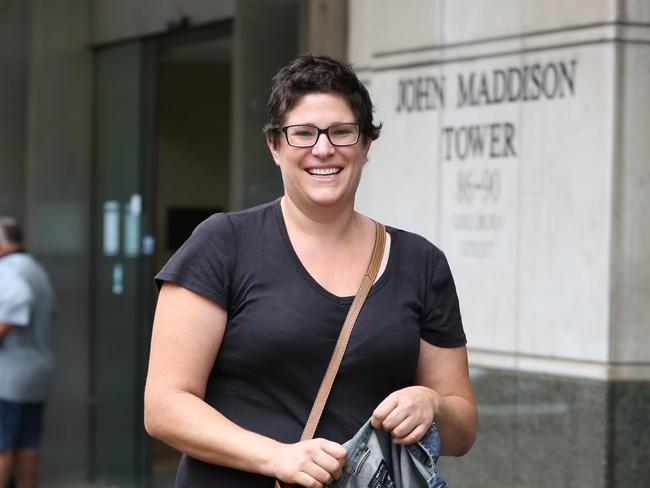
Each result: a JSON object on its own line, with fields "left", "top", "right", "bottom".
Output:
{"left": 328, "top": 419, "right": 449, "bottom": 488}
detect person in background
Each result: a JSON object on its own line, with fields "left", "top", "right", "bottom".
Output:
{"left": 0, "top": 217, "right": 56, "bottom": 488}
{"left": 145, "top": 54, "right": 477, "bottom": 488}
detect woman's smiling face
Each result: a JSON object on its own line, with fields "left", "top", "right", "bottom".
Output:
{"left": 268, "top": 92, "right": 371, "bottom": 211}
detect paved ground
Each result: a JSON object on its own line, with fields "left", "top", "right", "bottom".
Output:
{"left": 41, "top": 475, "right": 175, "bottom": 488}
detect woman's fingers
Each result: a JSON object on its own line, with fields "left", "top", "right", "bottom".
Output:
{"left": 299, "top": 462, "right": 333, "bottom": 486}
{"left": 294, "top": 470, "right": 325, "bottom": 488}
{"left": 370, "top": 393, "right": 398, "bottom": 428}
{"left": 310, "top": 445, "right": 345, "bottom": 481}
{"left": 372, "top": 386, "right": 439, "bottom": 444}
{"left": 272, "top": 438, "right": 347, "bottom": 487}
{"left": 375, "top": 404, "right": 410, "bottom": 432}
{"left": 389, "top": 415, "right": 418, "bottom": 439}
{"left": 391, "top": 420, "right": 429, "bottom": 445}
{"left": 321, "top": 439, "right": 348, "bottom": 461}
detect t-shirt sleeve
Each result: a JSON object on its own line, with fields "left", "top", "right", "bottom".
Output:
{"left": 155, "top": 213, "right": 235, "bottom": 309}
{"left": 420, "top": 250, "right": 467, "bottom": 347}
{"left": 0, "top": 275, "right": 31, "bottom": 327}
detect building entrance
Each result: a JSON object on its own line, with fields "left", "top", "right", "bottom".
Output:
{"left": 151, "top": 25, "right": 233, "bottom": 485}
{"left": 92, "top": 22, "right": 232, "bottom": 487}
{"left": 92, "top": 39, "right": 157, "bottom": 487}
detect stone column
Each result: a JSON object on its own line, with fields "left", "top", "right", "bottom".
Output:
{"left": 300, "top": 0, "right": 348, "bottom": 60}
{"left": 230, "top": 0, "right": 300, "bottom": 210}
{"left": 24, "top": 0, "right": 93, "bottom": 482}
{"left": 0, "top": 1, "right": 30, "bottom": 221}
{"left": 349, "top": 1, "right": 650, "bottom": 486}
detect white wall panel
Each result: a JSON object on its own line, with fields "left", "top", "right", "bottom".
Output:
{"left": 351, "top": 0, "right": 649, "bottom": 378}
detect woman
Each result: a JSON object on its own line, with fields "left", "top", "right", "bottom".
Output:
{"left": 144, "top": 54, "right": 477, "bottom": 488}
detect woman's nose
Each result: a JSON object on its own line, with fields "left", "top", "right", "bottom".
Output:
{"left": 311, "top": 132, "right": 336, "bottom": 157}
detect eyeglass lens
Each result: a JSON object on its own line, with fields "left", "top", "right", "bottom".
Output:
{"left": 285, "top": 124, "right": 359, "bottom": 147}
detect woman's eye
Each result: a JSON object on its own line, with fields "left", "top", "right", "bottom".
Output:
{"left": 291, "top": 129, "right": 316, "bottom": 137}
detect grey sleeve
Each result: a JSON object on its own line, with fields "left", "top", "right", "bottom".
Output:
{"left": 0, "top": 275, "right": 32, "bottom": 327}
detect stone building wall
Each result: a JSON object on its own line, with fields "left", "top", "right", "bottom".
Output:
{"left": 349, "top": 1, "right": 650, "bottom": 486}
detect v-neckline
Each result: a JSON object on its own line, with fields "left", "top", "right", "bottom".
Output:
{"left": 273, "top": 199, "right": 394, "bottom": 305}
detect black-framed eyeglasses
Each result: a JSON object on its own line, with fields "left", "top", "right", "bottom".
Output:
{"left": 273, "top": 123, "right": 360, "bottom": 148}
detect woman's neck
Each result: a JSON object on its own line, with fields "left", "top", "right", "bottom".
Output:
{"left": 280, "top": 194, "right": 365, "bottom": 241}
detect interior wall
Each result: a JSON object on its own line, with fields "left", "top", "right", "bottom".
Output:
{"left": 155, "top": 61, "right": 231, "bottom": 270}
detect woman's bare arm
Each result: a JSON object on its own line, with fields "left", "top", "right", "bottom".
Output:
{"left": 144, "top": 283, "right": 346, "bottom": 487}
{"left": 372, "top": 341, "right": 478, "bottom": 455}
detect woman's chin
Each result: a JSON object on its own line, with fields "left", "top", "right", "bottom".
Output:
{"left": 285, "top": 186, "right": 354, "bottom": 210}
{"left": 305, "top": 191, "right": 351, "bottom": 209}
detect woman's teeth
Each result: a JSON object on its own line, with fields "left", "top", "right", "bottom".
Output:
{"left": 307, "top": 167, "right": 341, "bottom": 175}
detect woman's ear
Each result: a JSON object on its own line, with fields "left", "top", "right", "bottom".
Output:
{"left": 362, "top": 138, "right": 372, "bottom": 163}
{"left": 266, "top": 137, "right": 281, "bottom": 166}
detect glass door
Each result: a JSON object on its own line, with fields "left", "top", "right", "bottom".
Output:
{"left": 92, "top": 40, "right": 156, "bottom": 487}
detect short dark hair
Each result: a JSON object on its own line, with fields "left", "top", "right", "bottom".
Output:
{"left": 0, "top": 217, "right": 23, "bottom": 245}
{"left": 264, "top": 54, "right": 382, "bottom": 147}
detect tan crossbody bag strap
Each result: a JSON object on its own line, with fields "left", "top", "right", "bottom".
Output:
{"left": 300, "top": 221, "right": 385, "bottom": 441}
{"left": 274, "top": 221, "right": 386, "bottom": 488}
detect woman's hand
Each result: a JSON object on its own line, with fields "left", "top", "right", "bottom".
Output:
{"left": 373, "top": 342, "right": 477, "bottom": 455}
{"left": 268, "top": 438, "right": 347, "bottom": 488}
{"left": 371, "top": 385, "right": 442, "bottom": 445}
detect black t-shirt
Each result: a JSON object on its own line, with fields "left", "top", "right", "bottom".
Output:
{"left": 155, "top": 199, "right": 466, "bottom": 487}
